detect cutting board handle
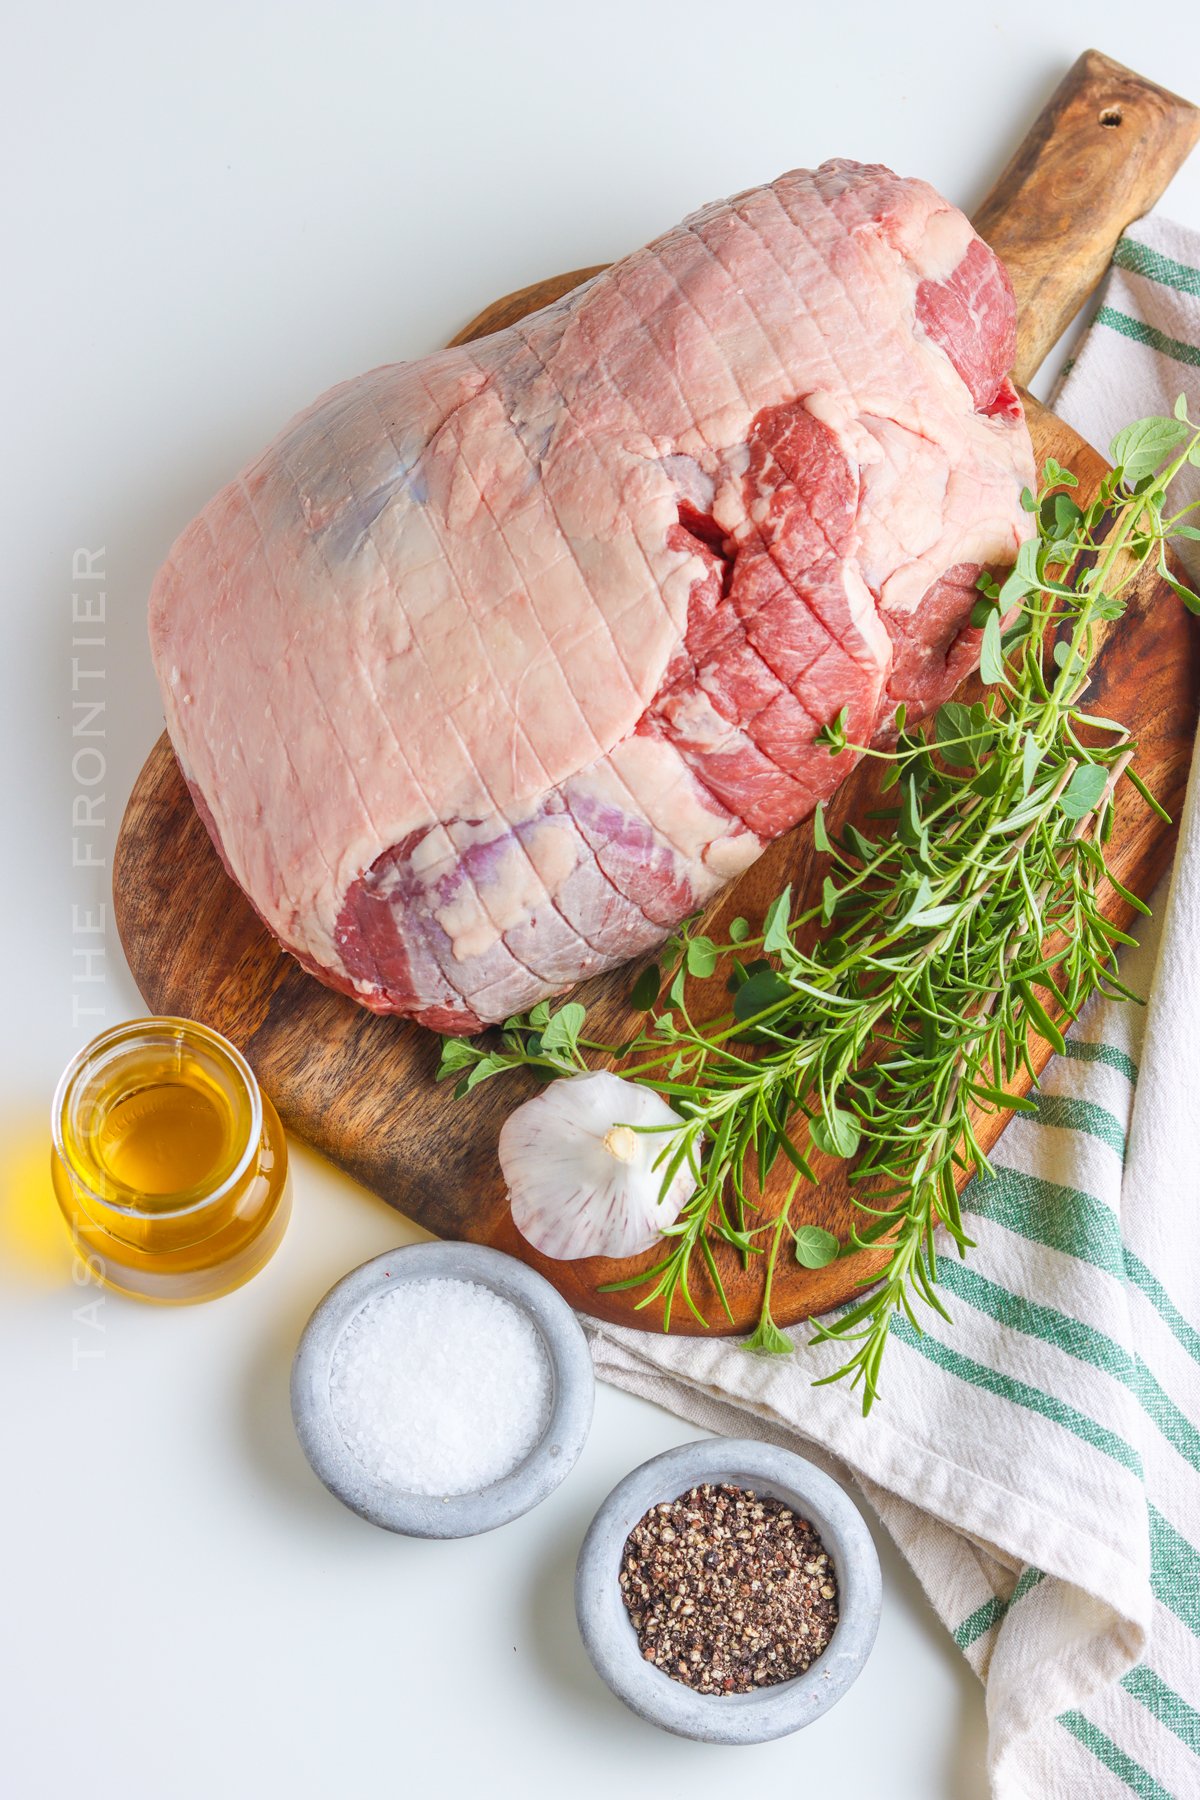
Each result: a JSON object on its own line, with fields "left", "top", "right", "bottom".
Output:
{"left": 973, "top": 48, "right": 1200, "bottom": 386}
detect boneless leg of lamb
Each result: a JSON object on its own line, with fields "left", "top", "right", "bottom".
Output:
{"left": 149, "top": 161, "right": 1036, "bottom": 1033}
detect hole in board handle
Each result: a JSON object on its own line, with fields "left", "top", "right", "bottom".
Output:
{"left": 1099, "top": 107, "right": 1123, "bottom": 128}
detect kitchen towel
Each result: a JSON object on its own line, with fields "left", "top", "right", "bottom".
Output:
{"left": 586, "top": 214, "right": 1200, "bottom": 1800}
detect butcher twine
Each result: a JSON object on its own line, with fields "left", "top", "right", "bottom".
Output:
{"left": 585, "top": 214, "right": 1200, "bottom": 1800}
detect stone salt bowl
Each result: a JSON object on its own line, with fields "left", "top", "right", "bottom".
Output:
{"left": 575, "top": 1439, "right": 882, "bottom": 1742}
{"left": 291, "top": 1241, "right": 594, "bottom": 1537}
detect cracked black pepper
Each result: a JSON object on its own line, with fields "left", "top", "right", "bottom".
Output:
{"left": 618, "top": 1482, "right": 839, "bottom": 1694}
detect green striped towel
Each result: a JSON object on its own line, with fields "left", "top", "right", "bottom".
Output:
{"left": 586, "top": 218, "right": 1200, "bottom": 1798}
{"left": 1051, "top": 219, "right": 1200, "bottom": 574}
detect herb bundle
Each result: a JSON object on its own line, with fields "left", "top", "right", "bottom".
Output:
{"left": 439, "top": 406, "right": 1200, "bottom": 1412}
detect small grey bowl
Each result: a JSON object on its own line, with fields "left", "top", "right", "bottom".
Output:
{"left": 576, "top": 1438, "right": 881, "bottom": 1742}
{"left": 291, "top": 1241, "right": 594, "bottom": 1538}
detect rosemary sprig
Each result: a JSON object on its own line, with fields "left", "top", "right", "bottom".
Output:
{"left": 439, "top": 404, "right": 1200, "bottom": 1412}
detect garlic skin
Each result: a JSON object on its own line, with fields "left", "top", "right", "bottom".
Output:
{"left": 499, "top": 1071, "right": 696, "bottom": 1261}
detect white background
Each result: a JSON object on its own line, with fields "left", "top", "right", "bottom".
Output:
{"left": 4, "top": 5, "right": 1200, "bottom": 1796}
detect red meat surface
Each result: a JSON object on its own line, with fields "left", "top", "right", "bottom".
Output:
{"left": 149, "top": 162, "right": 1034, "bottom": 1031}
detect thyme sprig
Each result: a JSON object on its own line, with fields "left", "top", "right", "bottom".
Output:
{"left": 439, "top": 405, "right": 1200, "bottom": 1411}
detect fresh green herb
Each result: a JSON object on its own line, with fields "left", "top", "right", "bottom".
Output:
{"left": 793, "top": 1224, "right": 841, "bottom": 1269}
{"left": 440, "top": 405, "right": 1200, "bottom": 1412}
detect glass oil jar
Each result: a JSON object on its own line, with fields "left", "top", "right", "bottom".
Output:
{"left": 50, "top": 1017, "right": 290, "bottom": 1302}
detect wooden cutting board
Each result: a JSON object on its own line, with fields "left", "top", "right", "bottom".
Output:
{"left": 115, "top": 51, "right": 1200, "bottom": 1334}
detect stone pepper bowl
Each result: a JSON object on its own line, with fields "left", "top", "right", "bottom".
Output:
{"left": 575, "top": 1438, "right": 882, "bottom": 1742}
{"left": 291, "top": 1241, "right": 594, "bottom": 1538}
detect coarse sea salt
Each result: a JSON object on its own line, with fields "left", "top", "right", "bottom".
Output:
{"left": 329, "top": 1277, "right": 553, "bottom": 1496}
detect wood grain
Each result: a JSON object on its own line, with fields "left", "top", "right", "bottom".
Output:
{"left": 974, "top": 49, "right": 1200, "bottom": 385}
{"left": 447, "top": 268, "right": 608, "bottom": 345}
{"left": 113, "top": 56, "right": 1200, "bottom": 1334}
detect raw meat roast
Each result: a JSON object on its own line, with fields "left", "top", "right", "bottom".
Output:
{"left": 150, "top": 161, "right": 1035, "bottom": 1033}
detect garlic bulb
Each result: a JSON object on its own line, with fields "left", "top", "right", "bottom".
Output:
{"left": 499, "top": 1071, "right": 695, "bottom": 1261}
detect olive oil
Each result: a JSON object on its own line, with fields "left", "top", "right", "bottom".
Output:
{"left": 97, "top": 1083, "right": 229, "bottom": 1197}
{"left": 51, "top": 1018, "right": 290, "bottom": 1302}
